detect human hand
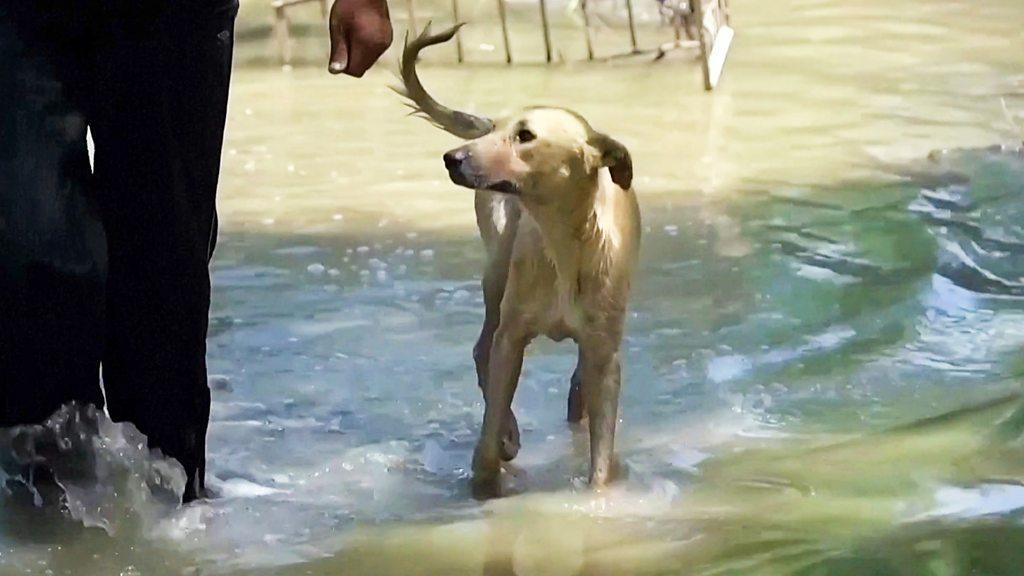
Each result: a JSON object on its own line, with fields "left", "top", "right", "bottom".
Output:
{"left": 328, "top": 0, "right": 393, "bottom": 77}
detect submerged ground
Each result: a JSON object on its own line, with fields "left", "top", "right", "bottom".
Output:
{"left": 2, "top": 0, "right": 1024, "bottom": 574}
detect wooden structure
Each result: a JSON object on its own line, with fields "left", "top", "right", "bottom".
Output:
{"left": 441, "top": 0, "right": 734, "bottom": 90}
{"left": 652, "top": 0, "right": 733, "bottom": 89}
{"left": 268, "top": 0, "right": 733, "bottom": 90}
{"left": 695, "top": 0, "right": 733, "bottom": 90}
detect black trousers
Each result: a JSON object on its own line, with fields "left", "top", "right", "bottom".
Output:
{"left": 0, "top": 0, "right": 237, "bottom": 501}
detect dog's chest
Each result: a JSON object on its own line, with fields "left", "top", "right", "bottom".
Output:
{"left": 508, "top": 213, "right": 592, "bottom": 341}
{"left": 538, "top": 279, "right": 584, "bottom": 341}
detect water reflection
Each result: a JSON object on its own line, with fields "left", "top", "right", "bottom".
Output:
{"left": 270, "top": 391, "right": 1024, "bottom": 576}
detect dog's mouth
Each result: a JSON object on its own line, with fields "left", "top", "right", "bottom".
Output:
{"left": 447, "top": 167, "right": 520, "bottom": 195}
{"left": 483, "top": 180, "right": 520, "bottom": 195}
{"left": 446, "top": 165, "right": 476, "bottom": 189}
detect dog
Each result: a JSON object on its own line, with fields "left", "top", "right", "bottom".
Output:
{"left": 396, "top": 24, "right": 641, "bottom": 496}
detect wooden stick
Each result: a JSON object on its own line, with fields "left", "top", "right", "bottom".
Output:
{"left": 625, "top": 0, "right": 639, "bottom": 52}
{"left": 673, "top": 6, "right": 683, "bottom": 42}
{"left": 452, "top": 0, "right": 465, "bottom": 62}
{"left": 580, "top": 0, "right": 595, "bottom": 60}
{"left": 496, "top": 0, "right": 513, "bottom": 64}
{"left": 272, "top": 5, "right": 291, "bottom": 65}
{"left": 696, "top": 0, "right": 710, "bottom": 88}
{"left": 539, "top": 0, "right": 553, "bottom": 63}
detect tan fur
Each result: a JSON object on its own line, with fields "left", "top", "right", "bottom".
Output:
{"left": 454, "top": 108, "right": 642, "bottom": 496}
{"left": 394, "top": 24, "right": 640, "bottom": 496}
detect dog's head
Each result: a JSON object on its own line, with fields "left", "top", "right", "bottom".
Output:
{"left": 442, "top": 107, "right": 632, "bottom": 203}
{"left": 396, "top": 25, "right": 632, "bottom": 205}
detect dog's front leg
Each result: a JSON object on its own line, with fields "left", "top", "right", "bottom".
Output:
{"left": 474, "top": 265, "right": 520, "bottom": 461}
{"left": 580, "top": 344, "right": 622, "bottom": 487}
{"left": 472, "top": 266, "right": 503, "bottom": 392}
{"left": 472, "top": 325, "right": 528, "bottom": 496}
{"left": 474, "top": 194, "right": 522, "bottom": 460}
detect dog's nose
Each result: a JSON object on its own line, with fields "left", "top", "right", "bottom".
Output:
{"left": 444, "top": 149, "right": 469, "bottom": 171}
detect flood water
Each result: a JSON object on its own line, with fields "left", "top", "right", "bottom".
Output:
{"left": 3, "top": 0, "right": 1024, "bottom": 574}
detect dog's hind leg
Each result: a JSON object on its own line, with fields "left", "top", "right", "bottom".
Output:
{"left": 567, "top": 353, "right": 585, "bottom": 423}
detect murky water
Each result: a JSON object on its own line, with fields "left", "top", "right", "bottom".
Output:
{"left": 3, "top": 0, "right": 1024, "bottom": 573}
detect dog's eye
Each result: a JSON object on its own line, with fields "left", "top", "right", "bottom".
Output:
{"left": 516, "top": 128, "right": 536, "bottom": 143}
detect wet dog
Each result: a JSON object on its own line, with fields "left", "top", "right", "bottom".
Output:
{"left": 396, "top": 24, "right": 641, "bottom": 496}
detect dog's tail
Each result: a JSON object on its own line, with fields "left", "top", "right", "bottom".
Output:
{"left": 392, "top": 23, "right": 494, "bottom": 140}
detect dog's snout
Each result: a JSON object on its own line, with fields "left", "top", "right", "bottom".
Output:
{"left": 444, "top": 147, "right": 482, "bottom": 190}
{"left": 444, "top": 149, "right": 470, "bottom": 171}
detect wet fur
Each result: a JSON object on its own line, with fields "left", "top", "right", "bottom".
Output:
{"left": 459, "top": 109, "right": 641, "bottom": 496}
{"left": 395, "top": 25, "right": 642, "bottom": 497}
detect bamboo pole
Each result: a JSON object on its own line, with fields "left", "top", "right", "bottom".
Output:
{"left": 496, "top": 0, "right": 513, "bottom": 64}
{"left": 272, "top": 5, "right": 292, "bottom": 64}
{"left": 625, "top": 0, "right": 639, "bottom": 52}
{"left": 695, "top": 0, "right": 711, "bottom": 90}
{"left": 580, "top": 0, "right": 595, "bottom": 60}
{"left": 539, "top": 0, "right": 553, "bottom": 63}
{"left": 451, "top": 0, "right": 465, "bottom": 62}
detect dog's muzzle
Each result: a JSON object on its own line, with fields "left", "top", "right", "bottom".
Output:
{"left": 443, "top": 149, "right": 519, "bottom": 195}
{"left": 443, "top": 148, "right": 475, "bottom": 188}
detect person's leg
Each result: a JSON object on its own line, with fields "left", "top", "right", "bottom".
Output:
{"left": 0, "top": 4, "right": 106, "bottom": 426}
{"left": 87, "top": 0, "right": 238, "bottom": 502}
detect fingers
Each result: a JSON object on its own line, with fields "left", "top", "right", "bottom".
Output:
{"left": 343, "top": 12, "right": 393, "bottom": 77}
{"left": 328, "top": 8, "right": 349, "bottom": 74}
{"left": 327, "top": 0, "right": 394, "bottom": 77}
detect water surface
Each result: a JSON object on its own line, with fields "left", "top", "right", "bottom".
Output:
{"left": 2, "top": 0, "right": 1024, "bottom": 573}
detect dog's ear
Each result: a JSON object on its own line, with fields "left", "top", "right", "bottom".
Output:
{"left": 590, "top": 133, "right": 633, "bottom": 190}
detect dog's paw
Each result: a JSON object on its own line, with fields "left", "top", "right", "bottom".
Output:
{"left": 470, "top": 473, "right": 503, "bottom": 500}
{"left": 500, "top": 413, "right": 521, "bottom": 461}
{"left": 588, "top": 456, "right": 627, "bottom": 488}
{"left": 471, "top": 464, "right": 529, "bottom": 500}
{"left": 473, "top": 445, "right": 501, "bottom": 479}
{"left": 471, "top": 456, "right": 502, "bottom": 500}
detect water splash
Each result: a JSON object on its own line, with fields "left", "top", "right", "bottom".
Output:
{"left": 0, "top": 403, "right": 186, "bottom": 535}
